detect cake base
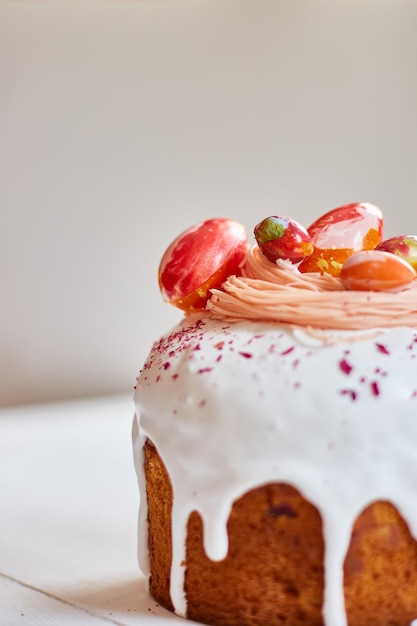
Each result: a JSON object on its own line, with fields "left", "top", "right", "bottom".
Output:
{"left": 144, "top": 439, "right": 417, "bottom": 626}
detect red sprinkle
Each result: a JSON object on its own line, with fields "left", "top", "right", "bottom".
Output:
{"left": 340, "top": 389, "right": 358, "bottom": 401}
{"left": 239, "top": 351, "right": 253, "bottom": 359}
{"left": 339, "top": 359, "right": 353, "bottom": 375}
{"left": 281, "top": 346, "right": 295, "bottom": 356}
{"left": 371, "top": 381, "right": 380, "bottom": 396}
{"left": 407, "top": 337, "right": 417, "bottom": 350}
{"left": 376, "top": 343, "right": 390, "bottom": 355}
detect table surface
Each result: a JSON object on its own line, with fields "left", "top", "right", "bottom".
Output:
{"left": 0, "top": 395, "right": 198, "bottom": 626}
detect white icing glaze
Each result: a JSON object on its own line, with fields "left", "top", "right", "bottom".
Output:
{"left": 133, "top": 313, "right": 417, "bottom": 626}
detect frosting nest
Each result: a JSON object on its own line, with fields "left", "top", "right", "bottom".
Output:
{"left": 207, "top": 246, "right": 417, "bottom": 330}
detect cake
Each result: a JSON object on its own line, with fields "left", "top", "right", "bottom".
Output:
{"left": 133, "top": 204, "right": 417, "bottom": 626}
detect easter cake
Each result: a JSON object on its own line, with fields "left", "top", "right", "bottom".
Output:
{"left": 133, "top": 203, "right": 417, "bottom": 626}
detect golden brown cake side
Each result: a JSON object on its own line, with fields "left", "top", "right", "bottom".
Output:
{"left": 144, "top": 439, "right": 417, "bottom": 626}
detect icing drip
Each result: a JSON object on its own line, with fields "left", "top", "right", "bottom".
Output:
{"left": 321, "top": 509, "right": 356, "bottom": 626}
{"left": 134, "top": 315, "right": 417, "bottom": 626}
{"left": 170, "top": 498, "right": 188, "bottom": 616}
{"left": 132, "top": 418, "right": 149, "bottom": 584}
{"left": 207, "top": 246, "right": 417, "bottom": 329}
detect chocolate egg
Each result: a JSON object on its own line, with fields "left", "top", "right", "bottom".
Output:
{"left": 299, "top": 203, "right": 383, "bottom": 276}
{"left": 376, "top": 235, "right": 417, "bottom": 270}
{"left": 254, "top": 216, "right": 313, "bottom": 264}
{"left": 340, "top": 250, "right": 416, "bottom": 291}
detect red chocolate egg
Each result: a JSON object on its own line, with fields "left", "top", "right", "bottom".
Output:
{"left": 254, "top": 216, "right": 313, "bottom": 263}
{"left": 340, "top": 250, "right": 416, "bottom": 291}
{"left": 159, "top": 218, "right": 247, "bottom": 312}
{"left": 376, "top": 235, "right": 417, "bottom": 270}
{"left": 299, "top": 203, "right": 383, "bottom": 276}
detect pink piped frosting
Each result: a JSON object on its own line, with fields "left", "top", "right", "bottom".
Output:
{"left": 207, "top": 246, "right": 417, "bottom": 329}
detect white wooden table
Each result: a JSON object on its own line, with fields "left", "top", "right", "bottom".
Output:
{"left": 0, "top": 395, "right": 196, "bottom": 625}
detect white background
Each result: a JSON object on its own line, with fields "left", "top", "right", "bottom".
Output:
{"left": 1, "top": 0, "right": 417, "bottom": 406}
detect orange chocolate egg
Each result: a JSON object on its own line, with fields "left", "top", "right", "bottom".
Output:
{"left": 340, "top": 250, "right": 416, "bottom": 291}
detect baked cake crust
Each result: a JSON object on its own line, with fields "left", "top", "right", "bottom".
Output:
{"left": 144, "top": 440, "right": 417, "bottom": 626}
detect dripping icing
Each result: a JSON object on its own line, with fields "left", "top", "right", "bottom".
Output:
{"left": 134, "top": 316, "right": 417, "bottom": 626}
